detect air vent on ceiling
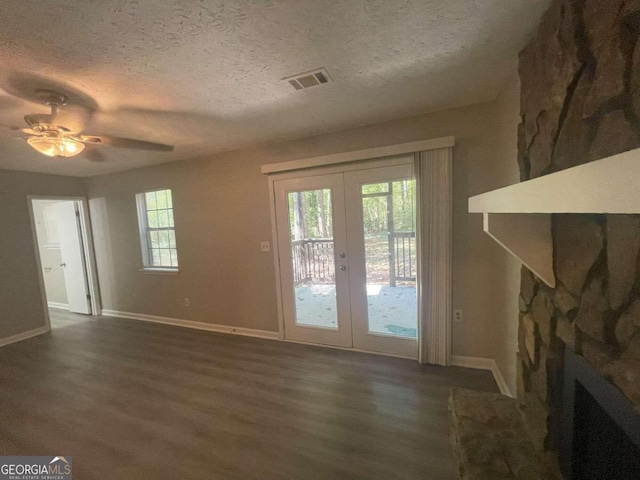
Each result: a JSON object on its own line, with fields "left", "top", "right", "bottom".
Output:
{"left": 283, "top": 68, "right": 332, "bottom": 90}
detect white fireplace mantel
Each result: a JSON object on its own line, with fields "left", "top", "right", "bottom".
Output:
{"left": 468, "top": 147, "right": 640, "bottom": 287}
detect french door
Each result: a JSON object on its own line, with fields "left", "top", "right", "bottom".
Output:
{"left": 273, "top": 162, "right": 417, "bottom": 357}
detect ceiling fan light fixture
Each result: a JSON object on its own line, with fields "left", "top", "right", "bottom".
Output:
{"left": 27, "top": 136, "right": 85, "bottom": 157}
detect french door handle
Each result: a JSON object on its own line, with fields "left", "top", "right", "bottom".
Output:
{"left": 60, "top": 263, "right": 66, "bottom": 268}
{"left": 339, "top": 265, "right": 347, "bottom": 271}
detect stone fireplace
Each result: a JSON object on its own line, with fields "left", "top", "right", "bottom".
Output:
{"left": 517, "top": 0, "right": 640, "bottom": 474}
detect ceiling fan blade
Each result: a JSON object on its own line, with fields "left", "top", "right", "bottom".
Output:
{"left": 78, "top": 134, "right": 174, "bottom": 152}
{"left": 83, "top": 149, "right": 107, "bottom": 163}
{"left": 55, "top": 104, "right": 90, "bottom": 134}
{"left": 0, "top": 95, "right": 23, "bottom": 111}
{"left": 0, "top": 123, "right": 24, "bottom": 132}
{"left": 21, "top": 128, "right": 40, "bottom": 135}
{"left": 24, "top": 113, "right": 54, "bottom": 127}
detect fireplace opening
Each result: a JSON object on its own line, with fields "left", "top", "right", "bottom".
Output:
{"left": 572, "top": 382, "right": 640, "bottom": 479}
{"left": 560, "top": 348, "right": 640, "bottom": 480}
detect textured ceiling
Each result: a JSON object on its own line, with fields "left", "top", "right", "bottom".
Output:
{"left": 0, "top": 0, "right": 551, "bottom": 177}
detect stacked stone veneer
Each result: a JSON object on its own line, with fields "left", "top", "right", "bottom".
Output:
{"left": 517, "top": 0, "right": 640, "bottom": 455}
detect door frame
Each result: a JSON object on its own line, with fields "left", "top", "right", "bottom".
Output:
{"left": 267, "top": 155, "right": 414, "bottom": 354}
{"left": 28, "top": 195, "right": 102, "bottom": 330}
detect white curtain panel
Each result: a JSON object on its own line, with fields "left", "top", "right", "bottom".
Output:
{"left": 414, "top": 147, "right": 453, "bottom": 365}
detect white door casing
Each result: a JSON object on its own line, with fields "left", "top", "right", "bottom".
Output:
{"left": 266, "top": 139, "right": 454, "bottom": 364}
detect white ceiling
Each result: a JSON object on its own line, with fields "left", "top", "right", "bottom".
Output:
{"left": 0, "top": 0, "right": 550, "bottom": 177}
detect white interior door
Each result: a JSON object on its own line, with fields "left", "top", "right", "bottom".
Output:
{"left": 54, "top": 202, "right": 91, "bottom": 314}
{"left": 274, "top": 174, "right": 353, "bottom": 347}
{"left": 273, "top": 162, "right": 418, "bottom": 357}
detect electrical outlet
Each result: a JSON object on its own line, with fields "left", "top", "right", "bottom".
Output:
{"left": 454, "top": 309, "right": 463, "bottom": 322}
{"left": 260, "top": 241, "right": 271, "bottom": 252}
{"left": 184, "top": 297, "right": 190, "bottom": 307}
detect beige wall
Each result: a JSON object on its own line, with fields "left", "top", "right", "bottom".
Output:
{"left": 466, "top": 71, "right": 521, "bottom": 395}
{"left": 87, "top": 81, "right": 522, "bottom": 384}
{"left": 32, "top": 200, "right": 69, "bottom": 306}
{"left": 87, "top": 148, "right": 278, "bottom": 331}
{"left": 0, "top": 170, "right": 86, "bottom": 340}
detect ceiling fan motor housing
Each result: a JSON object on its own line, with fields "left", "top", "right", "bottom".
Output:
{"left": 36, "top": 89, "right": 68, "bottom": 107}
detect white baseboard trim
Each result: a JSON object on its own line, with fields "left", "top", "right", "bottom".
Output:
{"left": 101, "top": 309, "right": 279, "bottom": 341}
{"left": 0, "top": 326, "right": 50, "bottom": 348}
{"left": 451, "top": 355, "right": 513, "bottom": 398}
{"left": 47, "top": 302, "right": 69, "bottom": 310}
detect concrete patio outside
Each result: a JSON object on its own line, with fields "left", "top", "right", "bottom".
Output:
{"left": 293, "top": 283, "right": 417, "bottom": 337}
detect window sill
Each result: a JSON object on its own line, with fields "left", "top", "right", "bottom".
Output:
{"left": 139, "top": 268, "right": 180, "bottom": 275}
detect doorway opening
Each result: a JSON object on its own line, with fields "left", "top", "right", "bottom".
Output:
{"left": 287, "top": 179, "right": 416, "bottom": 336}
{"left": 29, "top": 197, "right": 100, "bottom": 329}
{"left": 273, "top": 160, "right": 417, "bottom": 358}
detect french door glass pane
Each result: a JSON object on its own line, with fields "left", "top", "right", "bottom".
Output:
{"left": 287, "top": 189, "right": 338, "bottom": 329}
{"left": 361, "top": 179, "right": 417, "bottom": 338}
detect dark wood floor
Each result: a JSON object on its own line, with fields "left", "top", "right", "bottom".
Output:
{"left": 0, "top": 310, "right": 498, "bottom": 479}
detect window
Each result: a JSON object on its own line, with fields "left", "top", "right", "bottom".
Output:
{"left": 136, "top": 189, "right": 178, "bottom": 270}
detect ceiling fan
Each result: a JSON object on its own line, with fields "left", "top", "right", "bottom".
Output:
{"left": 16, "top": 89, "right": 174, "bottom": 159}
